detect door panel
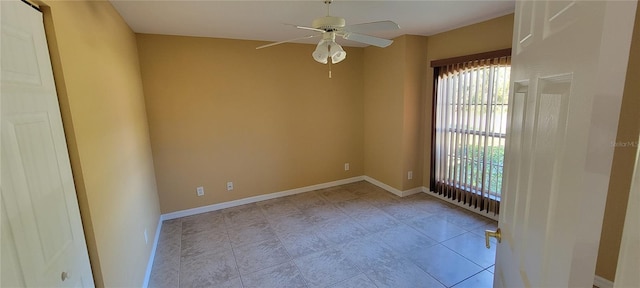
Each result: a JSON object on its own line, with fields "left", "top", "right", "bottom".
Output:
{"left": 1, "top": 25, "right": 42, "bottom": 85}
{"left": 496, "top": 1, "right": 637, "bottom": 287}
{"left": 6, "top": 113, "right": 75, "bottom": 263}
{"left": 1, "top": 1, "right": 94, "bottom": 287}
{"left": 1, "top": 199, "right": 27, "bottom": 287}
{"left": 544, "top": 1, "right": 578, "bottom": 38}
{"left": 516, "top": 1, "right": 535, "bottom": 51}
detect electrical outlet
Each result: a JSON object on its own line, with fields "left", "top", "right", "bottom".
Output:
{"left": 144, "top": 229, "right": 148, "bottom": 244}
{"left": 196, "top": 186, "right": 204, "bottom": 196}
{"left": 227, "top": 182, "right": 234, "bottom": 191}
{"left": 408, "top": 171, "right": 413, "bottom": 180}
{"left": 344, "top": 163, "right": 350, "bottom": 171}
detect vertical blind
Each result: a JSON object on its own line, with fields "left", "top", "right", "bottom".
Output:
{"left": 431, "top": 50, "right": 511, "bottom": 215}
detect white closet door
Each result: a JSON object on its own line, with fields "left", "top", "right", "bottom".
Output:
{"left": 1, "top": 1, "right": 94, "bottom": 286}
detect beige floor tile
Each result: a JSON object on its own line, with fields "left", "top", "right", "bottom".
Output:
{"left": 213, "top": 277, "right": 244, "bottom": 288}
{"left": 154, "top": 221, "right": 182, "bottom": 267}
{"left": 380, "top": 202, "right": 433, "bottom": 220}
{"left": 319, "top": 187, "right": 359, "bottom": 203}
{"left": 148, "top": 260, "right": 179, "bottom": 288}
{"left": 267, "top": 211, "right": 315, "bottom": 235}
{"left": 294, "top": 248, "right": 360, "bottom": 288}
{"left": 160, "top": 218, "right": 183, "bottom": 238}
{"left": 468, "top": 220, "right": 499, "bottom": 238}
{"left": 452, "top": 270, "right": 494, "bottom": 288}
{"left": 241, "top": 261, "right": 308, "bottom": 288}
{"left": 303, "top": 203, "right": 349, "bottom": 224}
{"left": 233, "top": 238, "right": 291, "bottom": 274}
{"left": 340, "top": 235, "right": 402, "bottom": 271}
{"left": 374, "top": 224, "right": 438, "bottom": 255}
{"left": 442, "top": 232, "right": 497, "bottom": 268}
{"left": 259, "top": 200, "right": 301, "bottom": 219}
{"left": 364, "top": 193, "right": 400, "bottom": 208}
{"left": 334, "top": 198, "right": 381, "bottom": 216}
{"left": 181, "top": 211, "right": 225, "bottom": 237}
{"left": 350, "top": 211, "right": 400, "bottom": 233}
{"left": 223, "top": 204, "right": 267, "bottom": 228}
{"left": 227, "top": 221, "right": 278, "bottom": 248}
{"left": 407, "top": 244, "right": 483, "bottom": 287}
{"left": 441, "top": 208, "right": 494, "bottom": 230}
{"left": 312, "top": 217, "right": 369, "bottom": 244}
{"left": 363, "top": 257, "right": 445, "bottom": 288}
{"left": 277, "top": 229, "right": 331, "bottom": 258}
{"left": 181, "top": 230, "right": 231, "bottom": 259}
{"left": 179, "top": 249, "right": 238, "bottom": 288}
{"left": 327, "top": 274, "right": 377, "bottom": 288}
{"left": 287, "top": 192, "right": 329, "bottom": 209}
{"left": 406, "top": 215, "right": 467, "bottom": 242}
{"left": 150, "top": 182, "right": 497, "bottom": 288}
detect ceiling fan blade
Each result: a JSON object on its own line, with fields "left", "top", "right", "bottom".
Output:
{"left": 343, "top": 21, "right": 400, "bottom": 33}
{"left": 341, "top": 32, "right": 393, "bottom": 48}
{"left": 256, "top": 34, "right": 320, "bottom": 49}
{"left": 296, "top": 25, "right": 326, "bottom": 33}
{"left": 283, "top": 23, "right": 326, "bottom": 33}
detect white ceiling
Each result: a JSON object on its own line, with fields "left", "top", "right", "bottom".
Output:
{"left": 111, "top": 0, "right": 515, "bottom": 47}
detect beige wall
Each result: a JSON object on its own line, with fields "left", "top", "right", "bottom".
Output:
{"left": 363, "top": 37, "right": 406, "bottom": 189}
{"left": 40, "top": 1, "right": 161, "bottom": 287}
{"left": 363, "top": 35, "right": 427, "bottom": 191}
{"left": 136, "top": 34, "right": 364, "bottom": 213}
{"left": 362, "top": 15, "right": 513, "bottom": 193}
{"left": 422, "top": 14, "right": 515, "bottom": 188}
{"left": 402, "top": 35, "right": 429, "bottom": 190}
{"left": 596, "top": 5, "right": 640, "bottom": 281}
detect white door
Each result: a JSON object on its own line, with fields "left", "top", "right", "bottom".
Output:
{"left": 495, "top": 1, "right": 637, "bottom": 287}
{"left": 1, "top": 1, "right": 94, "bottom": 287}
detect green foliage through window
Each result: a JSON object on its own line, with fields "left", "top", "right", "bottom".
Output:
{"left": 454, "top": 145, "right": 504, "bottom": 195}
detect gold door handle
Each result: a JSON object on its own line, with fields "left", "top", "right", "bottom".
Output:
{"left": 485, "top": 228, "right": 502, "bottom": 248}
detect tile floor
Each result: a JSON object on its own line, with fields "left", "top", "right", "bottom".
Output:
{"left": 149, "top": 181, "right": 498, "bottom": 288}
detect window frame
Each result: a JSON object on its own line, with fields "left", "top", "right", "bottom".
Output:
{"left": 429, "top": 48, "right": 512, "bottom": 213}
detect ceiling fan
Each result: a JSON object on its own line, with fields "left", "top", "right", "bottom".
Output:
{"left": 256, "top": 0, "right": 400, "bottom": 65}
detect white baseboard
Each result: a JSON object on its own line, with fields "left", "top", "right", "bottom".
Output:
{"left": 363, "top": 176, "right": 422, "bottom": 197}
{"left": 142, "top": 217, "right": 163, "bottom": 288}
{"left": 402, "top": 186, "right": 423, "bottom": 197}
{"left": 421, "top": 187, "right": 499, "bottom": 221}
{"left": 160, "top": 176, "right": 426, "bottom": 222}
{"left": 594, "top": 275, "right": 614, "bottom": 288}
{"left": 161, "top": 176, "right": 365, "bottom": 220}
{"left": 364, "top": 176, "right": 403, "bottom": 196}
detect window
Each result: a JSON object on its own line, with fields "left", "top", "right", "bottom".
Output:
{"left": 430, "top": 49, "right": 511, "bottom": 215}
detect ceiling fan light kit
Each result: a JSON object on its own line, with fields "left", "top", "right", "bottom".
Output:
{"left": 312, "top": 33, "right": 346, "bottom": 64}
{"left": 256, "top": 0, "right": 400, "bottom": 77}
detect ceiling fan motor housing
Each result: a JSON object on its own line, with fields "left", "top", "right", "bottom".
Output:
{"left": 312, "top": 16, "right": 346, "bottom": 32}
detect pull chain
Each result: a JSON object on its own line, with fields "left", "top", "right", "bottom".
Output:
{"left": 328, "top": 43, "right": 332, "bottom": 78}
